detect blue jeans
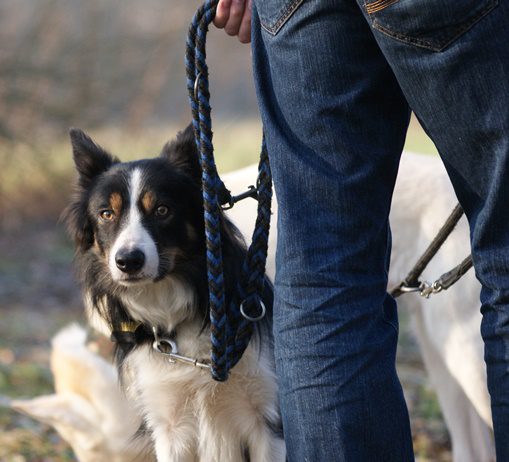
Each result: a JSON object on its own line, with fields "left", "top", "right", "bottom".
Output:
{"left": 251, "top": 0, "right": 509, "bottom": 460}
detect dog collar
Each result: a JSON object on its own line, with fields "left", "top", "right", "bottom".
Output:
{"left": 110, "top": 322, "right": 211, "bottom": 370}
{"left": 110, "top": 321, "right": 150, "bottom": 345}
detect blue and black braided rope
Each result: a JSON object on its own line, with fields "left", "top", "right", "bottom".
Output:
{"left": 186, "top": 0, "right": 273, "bottom": 381}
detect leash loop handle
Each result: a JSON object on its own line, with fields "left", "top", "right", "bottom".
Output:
{"left": 186, "top": 0, "right": 272, "bottom": 381}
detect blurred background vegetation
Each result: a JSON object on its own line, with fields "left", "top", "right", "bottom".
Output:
{"left": 0, "top": 1, "right": 444, "bottom": 461}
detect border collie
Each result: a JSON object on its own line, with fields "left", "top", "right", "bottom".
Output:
{"left": 63, "top": 125, "right": 285, "bottom": 462}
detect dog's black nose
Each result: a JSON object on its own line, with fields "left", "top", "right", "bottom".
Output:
{"left": 115, "top": 249, "right": 145, "bottom": 274}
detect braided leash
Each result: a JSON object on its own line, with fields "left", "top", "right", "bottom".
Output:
{"left": 186, "top": 0, "right": 273, "bottom": 381}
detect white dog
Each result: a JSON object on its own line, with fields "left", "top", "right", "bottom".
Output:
{"left": 12, "top": 324, "right": 153, "bottom": 462}
{"left": 13, "top": 151, "right": 494, "bottom": 461}
{"left": 225, "top": 151, "right": 494, "bottom": 462}
{"left": 390, "top": 153, "right": 494, "bottom": 461}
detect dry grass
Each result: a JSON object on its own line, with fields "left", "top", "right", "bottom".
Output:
{"left": 0, "top": 120, "right": 264, "bottom": 229}
{"left": 0, "top": 116, "right": 435, "bottom": 229}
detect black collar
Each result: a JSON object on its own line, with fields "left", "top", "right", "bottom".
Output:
{"left": 110, "top": 321, "right": 211, "bottom": 370}
{"left": 110, "top": 321, "right": 161, "bottom": 346}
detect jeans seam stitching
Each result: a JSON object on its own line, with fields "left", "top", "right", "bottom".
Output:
{"left": 261, "top": 0, "right": 305, "bottom": 35}
{"left": 370, "top": 0, "right": 498, "bottom": 52}
{"left": 365, "top": 0, "right": 399, "bottom": 14}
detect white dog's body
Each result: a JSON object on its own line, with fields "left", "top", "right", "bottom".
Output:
{"left": 12, "top": 324, "right": 152, "bottom": 462}
{"left": 224, "top": 152, "right": 494, "bottom": 462}
{"left": 13, "top": 151, "right": 494, "bottom": 461}
{"left": 390, "top": 153, "right": 494, "bottom": 461}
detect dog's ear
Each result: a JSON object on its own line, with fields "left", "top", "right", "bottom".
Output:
{"left": 64, "top": 129, "right": 114, "bottom": 251}
{"left": 69, "top": 128, "right": 116, "bottom": 188}
{"left": 161, "top": 124, "right": 201, "bottom": 182}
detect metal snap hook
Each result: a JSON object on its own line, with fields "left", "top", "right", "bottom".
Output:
{"left": 240, "top": 298, "right": 266, "bottom": 322}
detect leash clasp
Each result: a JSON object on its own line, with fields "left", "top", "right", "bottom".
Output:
{"left": 395, "top": 283, "right": 421, "bottom": 295}
{"left": 152, "top": 327, "right": 211, "bottom": 370}
{"left": 393, "top": 280, "right": 444, "bottom": 299}
{"left": 418, "top": 280, "right": 443, "bottom": 299}
{"left": 221, "top": 185, "right": 258, "bottom": 210}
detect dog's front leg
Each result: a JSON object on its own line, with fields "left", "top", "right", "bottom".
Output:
{"left": 196, "top": 408, "right": 286, "bottom": 462}
{"left": 246, "top": 426, "right": 286, "bottom": 462}
{"left": 146, "top": 399, "right": 198, "bottom": 462}
{"left": 152, "top": 425, "right": 197, "bottom": 462}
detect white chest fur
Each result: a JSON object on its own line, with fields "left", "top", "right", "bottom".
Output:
{"left": 115, "top": 276, "right": 284, "bottom": 462}
{"left": 124, "top": 341, "right": 285, "bottom": 462}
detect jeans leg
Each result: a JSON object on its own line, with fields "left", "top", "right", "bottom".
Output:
{"left": 359, "top": 1, "right": 509, "bottom": 457}
{"left": 252, "top": 1, "right": 413, "bottom": 460}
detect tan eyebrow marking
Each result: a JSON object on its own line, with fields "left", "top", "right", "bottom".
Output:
{"left": 141, "top": 191, "right": 156, "bottom": 214}
{"left": 109, "top": 192, "right": 123, "bottom": 215}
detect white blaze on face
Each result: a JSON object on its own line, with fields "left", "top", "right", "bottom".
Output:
{"left": 109, "top": 168, "right": 159, "bottom": 283}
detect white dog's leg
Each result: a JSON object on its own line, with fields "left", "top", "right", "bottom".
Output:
{"left": 196, "top": 417, "right": 284, "bottom": 462}
{"left": 412, "top": 307, "right": 495, "bottom": 462}
{"left": 146, "top": 403, "right": 198, "bottom": 462}
{"left": 152, "top": 427, "right": 197, "bottom": 462}
{"left": 196, "top": 413, "right": 244, "bottom": 462}
{"left": 247, "top": 429, "right": 286, "bottom": 462}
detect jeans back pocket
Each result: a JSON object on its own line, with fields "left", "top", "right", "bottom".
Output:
{"left": 365, "top": 0, "right": 498, "bottom": 51}
{"left": 257, "top": 0, "right": 306, "bottom": 35}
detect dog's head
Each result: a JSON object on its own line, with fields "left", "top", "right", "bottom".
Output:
{"left": 63, "top": 125, "right": 205, "bottom": 287}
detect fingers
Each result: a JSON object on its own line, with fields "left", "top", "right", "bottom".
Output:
{"left": 223, "top": 0, "right": 246, "bottom": 37}
{"left": 214, "top": 0, "right": 252, "bottom": 44}
{"left": 214, "top": 0, "right": 232, "bottom": 29}
{"left": 237, "top": 0, "right": 252, "bottom": 44}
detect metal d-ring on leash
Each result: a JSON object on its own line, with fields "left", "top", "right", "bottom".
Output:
{"left": 390, "top": 203, "right": 473, "bottom": 299}
{"left": 240, "top": 299, "right": 267, "bottom": 322}
{"left": 186, "top": 0, "right": 272, "bottom": 382}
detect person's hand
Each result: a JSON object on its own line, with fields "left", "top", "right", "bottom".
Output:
{"left": 213, "top": 0, "right": 252, "bottom": 44}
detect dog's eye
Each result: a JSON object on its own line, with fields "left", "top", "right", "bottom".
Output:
{"left": 154, "top": 205, "right": 169, "bottom": 218}
{"left": 99, "top": 210, "right": 115, "bottom": 221}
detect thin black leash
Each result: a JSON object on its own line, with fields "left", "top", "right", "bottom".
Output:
{"left": 390, "top": 203, "right": 473, "bottom": 299}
